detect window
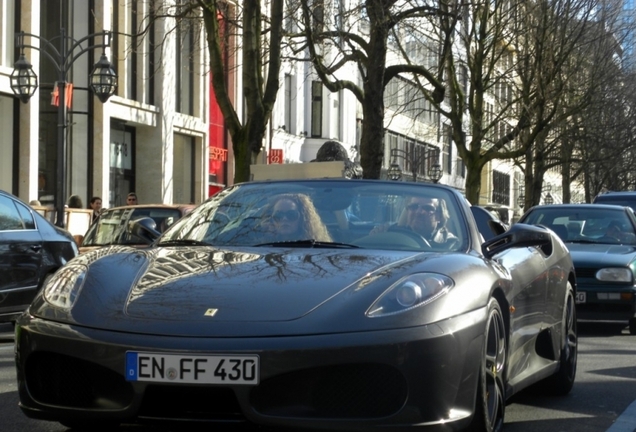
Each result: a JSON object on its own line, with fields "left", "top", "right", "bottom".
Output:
{"left": 0, "top": 0, "right": 15, "bottom": 67}
{"left": 312, "top": 0, "right": 324, "bottom": 33}
{"left": 311, "top": 81, "right": 323, "bottom": 137}
{"left": 284, "top": 74, "right": 292, "bottom": 133}
{"left": 443, "top": 124, "right": 452, "bottom": 174}
{"left": 174, "top": 134, "right": 196, "bottom": 204}
{"left": 0, "top": 196, "right": 24, "bottom": 231}
{"left": 492, "top": 170, "right": 510, "bottom": 205}
{"left": 176, "top": 12, "right": 194, "bottom": 115}
{"left": 15, "top": 202, "right": 35, "bottom": 229}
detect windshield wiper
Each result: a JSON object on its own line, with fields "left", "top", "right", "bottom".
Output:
{"left": 157, "top": 239, "right": 210, "bottom": 247}
{"left": 254, "top": 239, "right": 360, "bottom": 249}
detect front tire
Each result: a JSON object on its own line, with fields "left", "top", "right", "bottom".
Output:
{"left": 541, "top": 282, "right": 577, "bottom": 395}
{"left": 629, "top": 318, "right": 636, "bottom": 335}
{"left": 467, "top": 298, "right": 506, "bottom": 432}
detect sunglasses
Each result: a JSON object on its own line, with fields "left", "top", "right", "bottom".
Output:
{"left": 273, "top": 210, "right": 300, "bottom": 222}
{"left": 127, "top": 197, "right": 137, "bottom": 202}
{"left": 406, "top": 203, "right": 437, "bottom": 213}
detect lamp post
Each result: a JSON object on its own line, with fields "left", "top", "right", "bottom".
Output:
{"left": 387, "top": 146, "right": 442, "bottom": 183}
{"left": 543, "top": 184, "right": 554, "bottom": 205}
{"left": 10, "top": 29, "right": 117, "bottom": 228}
{"left": 544, "top": 193, "right": 554, "bottom": 205}
{"left": 517, "top": 186, "right": 525, "bottom": 209}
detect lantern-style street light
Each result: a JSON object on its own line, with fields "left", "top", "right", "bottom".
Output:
{"left": 517, "top": 186, "right": 525, "bottom": 209}
{"left": 10, "top": 29, "right": 117, "bottom": 228}
{"left": 544, "top": 193, "right": 554, "bottom": 205}
{"left": 387, "top": 146, "right": 443, "bottom": 183}
{"left": 543, "top": 184, "right": 554, "bottom": 205}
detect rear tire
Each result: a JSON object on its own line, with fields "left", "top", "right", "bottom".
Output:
{"left": 540, "top": 282, "right": 577, "bottom": 395}
{"left": 467, "top": 298, "right": 506, "bottom": 432}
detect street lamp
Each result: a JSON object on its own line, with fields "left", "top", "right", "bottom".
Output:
{"left": 387, "top": 146, "right": 442, "bottom": 183}
{"left": 544, "top": 193, "right": 554, "bottom": 205}
{"left": 11, "top": 29, "right": 117, "bottom": 228}
{"left": 543, "top": 184, "right": 554, "bottom": 205}
{"left": 429, "top": 163, "right": 443, "bottom": 183}
{"left": 517, "top": 186, "right": 525, "bottom": 209}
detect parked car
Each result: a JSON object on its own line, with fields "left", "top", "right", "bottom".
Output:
{"left": 518, "top": 203, "right": 636, "bottom": 334}
{"left": 593, "top": 190, "right": 636, "bottom": 211}
{"left": 0, "top": 190, "right": 78, "bottom": 323}
{"left": 15, "top": 180, "right": 577, "bottom": 431}
{"left": 80, "top": 204, "right": 195, "bottom": 254}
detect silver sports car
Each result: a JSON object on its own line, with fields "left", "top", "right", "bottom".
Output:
{"left": 15, "top": 179, "right": 577, "bottom": 432}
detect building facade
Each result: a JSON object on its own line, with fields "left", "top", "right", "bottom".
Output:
{"left": 1, "top": 0, "right": 214, "bottom": 210}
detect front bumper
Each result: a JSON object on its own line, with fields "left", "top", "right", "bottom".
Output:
{"left": 575, "top": 281, "right": 636, "bottom": 323}
{"left": 15, "top": 309, "right": 486, "bottom": 432}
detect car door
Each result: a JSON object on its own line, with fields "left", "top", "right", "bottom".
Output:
{"left": 491, "top": 244, "right": 549, "bottom": 382}
{"left": 0, "top": 195, "right": 43, "bottom": 316}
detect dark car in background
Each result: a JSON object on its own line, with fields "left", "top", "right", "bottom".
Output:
{"left": 80, "top": 204, "right": 195, "bottom": 254}
{"left": 0, "top": 190, "right": 78, "bottom": 323}
{"left": 518, "top": 203, "right": 636, "bottom": 334}
{"left": 593, "top": 190, "right": 636, "bottom": 211}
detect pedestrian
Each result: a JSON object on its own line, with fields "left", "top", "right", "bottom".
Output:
{"left": 66, "top": 194, "right": 83, "bottom": 209}
{"left": 126, "top": 192, "right": 138, "bottom": 205}
{"left": 88, "top": 196, "right": 103, "bottom": 222}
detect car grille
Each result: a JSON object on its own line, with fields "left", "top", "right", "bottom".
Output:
{"left": 574, "top": 268, "right": 598, "bottom": 279}
{"left": 138, "top": 385, "right": 244, "bottom": 421}
{"left": 25, "top": 352, "right": 133, "bottom": 409}
{"left": 250, "top": 363, "right": 407, "bottom": 419}
{"left": 577, "top": 303, "right": 632, "bottom": 314}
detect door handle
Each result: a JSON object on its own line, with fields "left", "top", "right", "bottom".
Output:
{"left": 30, "top": 245, "right": 42, "bottom": 252}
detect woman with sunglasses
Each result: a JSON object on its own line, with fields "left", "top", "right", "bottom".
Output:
{"left": 263, "top": 194, "right": 332, "bottom": 242}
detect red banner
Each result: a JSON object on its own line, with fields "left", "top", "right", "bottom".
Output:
{"left": 268, "top": 149, "right": 283, "bottom": 164}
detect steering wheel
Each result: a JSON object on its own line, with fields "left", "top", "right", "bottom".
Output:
{"left": 387, "top": 225, "right": 432, "bottom": 249}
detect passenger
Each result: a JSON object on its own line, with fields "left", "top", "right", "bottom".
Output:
{"left": 371, "top": 196, "right": 457, "bottom": 246}
{"left": 262, "top": 193, "right": 332, "bottom": 242}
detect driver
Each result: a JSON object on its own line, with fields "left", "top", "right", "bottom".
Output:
{"left": 371, "top": 196, "right": 457, "bottom": 246}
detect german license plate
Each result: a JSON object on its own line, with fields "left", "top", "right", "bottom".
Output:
{"left": 125, "top": 352, "right": 259, "bottom": 384}
{"left": 575, "top": 291, "right": 586, "bottom": 304}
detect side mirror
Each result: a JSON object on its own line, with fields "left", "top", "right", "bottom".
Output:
{"left": 129, "top": 217, "right": 161, "bottom": 244}
{"left": 482, "top": 223, "right": 551, "bottom": 259}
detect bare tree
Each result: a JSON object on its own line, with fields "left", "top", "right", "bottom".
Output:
{"left": 513, "top": 0, "right": 629, "bottom": 207}
{"left": 198, "top": 0, "right": 284, "bottom": 182}
{"left": 294, "top": 1, "right": 454, "bottom": 179}
{"left": 141, "top": 1, "right": 284, "bottom": 183}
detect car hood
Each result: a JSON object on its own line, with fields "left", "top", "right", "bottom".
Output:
{"left": 567, "top": 243, "right": 636, "bottom": 267}
{"left": 124, "top": 247, "right": 401, "bottom": 321}
{"left": 57, "top": 245, "right": 453, "bottom": 336}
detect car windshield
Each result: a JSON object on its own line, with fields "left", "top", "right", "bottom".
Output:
{"left": 594, "top": 197, "right": 636, "bottom": 212}
{"left": 83, "top": 207, "right": 184, "bottom": 246}
{"left": 521, "top": 207, "right": 636, "bottom": 245}
{"left": 160, "top": 180, "right": 468, "bottom": 252}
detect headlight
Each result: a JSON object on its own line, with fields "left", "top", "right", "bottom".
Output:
{"left": 44, "top": 263, "right": 88, "bottom": 309}
{"left": 366, "top": 273, "right": 454, "bottom": 317}
{"left": 596, "top": 268, "right": 633, "bottom": 283}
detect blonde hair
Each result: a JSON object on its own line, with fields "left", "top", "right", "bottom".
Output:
{"left": 268, "top": 193, "right": 333, "bottom": 242}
